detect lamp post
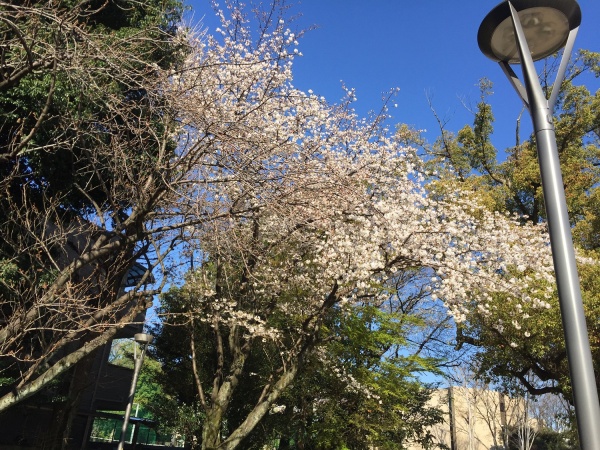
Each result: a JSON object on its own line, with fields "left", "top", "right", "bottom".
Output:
{"left": 117, "top": 333, "right": 154, "bottom": 450}
{"left": 477, "top": 1, "right": 600, "bottom": 448}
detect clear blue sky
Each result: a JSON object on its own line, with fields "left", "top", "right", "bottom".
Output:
{"left": 187, "top": 0, "right": 600, "bottom": 154}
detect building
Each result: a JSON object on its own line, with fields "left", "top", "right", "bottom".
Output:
{"left": 409, "top": 387, "right": 533, "bottom": 450}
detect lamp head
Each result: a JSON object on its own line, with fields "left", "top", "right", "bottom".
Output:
{"left": 134, "top": 333, "right": 154, "bottom": 345}
{"left": 478, "top": 0, "right": 581, "bottom": 64}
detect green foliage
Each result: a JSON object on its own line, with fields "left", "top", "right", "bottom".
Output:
{"left": 0, "top": 0, "right": 186, "bottom": 212}
{"left": 149, "top": 283, "right": 444, "bottom": 449}
{"left": 253, "top": 305, "right": 443, "bottom": 450}
{"left": 0, "top": 259, "right": 19, "bottom": 294}
{"left": 410, "top": 50, "right": 600, "bottom": 400}
{"left": 107, "top": 339, "right": 169, "bottom": 418}
{"left": 505, "top": 427, "right": 576, "bottom": 450}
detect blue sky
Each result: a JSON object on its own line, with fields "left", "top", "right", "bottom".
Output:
{"left": 187, "top": 0, "right": 600, "bottom": 154}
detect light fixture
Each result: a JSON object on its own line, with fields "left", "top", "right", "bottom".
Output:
{"left": 478, "top": 0, "right": 581, "bottom": 63}
{"left": 478, "top": 2, "right": 600, "bottom": 449}
{"left": 134, "top": 333, "right": 154, "bottom": 345}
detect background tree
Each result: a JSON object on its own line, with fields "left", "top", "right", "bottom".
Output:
{"left": 0, "top": 0, "right": 195, "bottom": 412}
{"left": 405, "top": 50, "right": 600, "bottom": 401}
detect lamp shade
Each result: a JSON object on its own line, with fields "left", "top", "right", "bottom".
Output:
{"left": 478, "top": 0, "right": 581, "bottom": 63}
{"left": 134, "top": 333, "right": 154, "bottom": 345}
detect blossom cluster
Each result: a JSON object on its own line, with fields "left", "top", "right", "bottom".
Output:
{"left": 161, "top": 10, "right": 559, "bottom": 379}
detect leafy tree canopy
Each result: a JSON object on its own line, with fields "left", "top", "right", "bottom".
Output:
{"left": 405, "top": 50, "right": 600, "bottom": 400}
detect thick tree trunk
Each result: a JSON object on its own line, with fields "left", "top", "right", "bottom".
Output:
{"left": 217, "top": 366, "right": 299, "bottom": 450}
{"left": 201, "top": 399, "right": 225, "bottom": 450}
{"left": 201, "top": 346, "right": 247, "bottom": 450}
{"left": 0, "top": 330, "right": 116, "bottom": 412}
{"left": 199, "top": 364, "right": 299, "bottom": 450}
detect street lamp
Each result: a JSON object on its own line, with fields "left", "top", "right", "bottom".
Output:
{"left": 477, "top": 2, "right": 600, "bottom": 449}
{"left": 117, "top": 333, "right": 154, "bottom": 450}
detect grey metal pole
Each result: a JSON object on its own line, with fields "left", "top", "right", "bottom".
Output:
{"left": 506, "top": 4, "right": 600, "bottom": 448}
{"left": 117, "top": 341, "right": 148, "bottom": 450}
{"left": 534, "top": 114, "right": 600, "bottom": 449}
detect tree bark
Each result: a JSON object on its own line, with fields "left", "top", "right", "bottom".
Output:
{"left": 217, "top": 366, "right": 299, "bottom": 450}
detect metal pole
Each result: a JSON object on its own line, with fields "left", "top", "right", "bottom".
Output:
{"left": 117, "top": 342, "right": 148, "bottom": 450}
{"left": 534, "top": 114, "right": 600, "bottom": 449}
{"left": 506, "top": 4, "right": 600, "bottom": 448}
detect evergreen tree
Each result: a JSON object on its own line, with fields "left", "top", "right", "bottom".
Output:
{"left": 0, "top": 0, "right": 185, "bottom": 411}
{"left": 409, "top": 51, "right": 600, "bottom": 399}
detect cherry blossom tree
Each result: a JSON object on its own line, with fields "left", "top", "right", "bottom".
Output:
{"left": 140, "top": 3, "right": 563, "bottom": 448}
